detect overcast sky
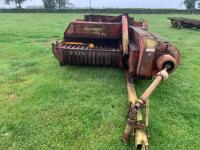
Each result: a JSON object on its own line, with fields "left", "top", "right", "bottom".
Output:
{"left": 0, "top": 0, "right": 186, "bottom": 9}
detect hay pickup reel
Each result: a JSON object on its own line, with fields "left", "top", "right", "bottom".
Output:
{"left": 52, "top": 14, "right": 180, "bottom": 150}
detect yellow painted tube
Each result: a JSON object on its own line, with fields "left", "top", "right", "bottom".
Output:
{"left": 64, "top": 42, "right": 95, "bottom": 49}
{"left": 122, "top": 71, "right": 148, "bottom": 150}
{"left": 135, "top": 112, "right": 148, "bottom": 150}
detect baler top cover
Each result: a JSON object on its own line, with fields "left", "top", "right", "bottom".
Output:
{"left": 64, "top": 14, "right": 148, "bottom": 40}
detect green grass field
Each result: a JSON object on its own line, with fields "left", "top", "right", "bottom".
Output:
{"left": 0, "top": 13, "right": 200, "bottom": 150}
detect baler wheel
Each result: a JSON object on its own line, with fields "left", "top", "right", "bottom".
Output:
{"left": 177, "top": 21, "right": 182, "bottom": 29}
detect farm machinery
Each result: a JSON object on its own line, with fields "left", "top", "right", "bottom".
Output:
{"left": 52, "top": 14, "right": 181, "bottom": 150}
{"left": 168, "top": 17, "right": 200, "bottom": 29}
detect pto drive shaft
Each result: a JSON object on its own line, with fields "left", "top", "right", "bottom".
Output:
{"left": 135, "top": 68, "right": 169, "bottom": 109}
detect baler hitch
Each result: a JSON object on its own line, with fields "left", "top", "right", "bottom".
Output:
{"left": 122, "top": 68, "right": 169, "bottom": 150}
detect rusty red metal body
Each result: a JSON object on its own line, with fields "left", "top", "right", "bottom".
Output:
{"left": 52, "top": 14, "right": 180, "bottom": 80}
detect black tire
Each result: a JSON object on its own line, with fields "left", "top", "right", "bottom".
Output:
{"left": 59, "top": 62, "right": 65, "bottom": 66}
{"left": 177, "top": 21, "right": 182, "bottom": 29}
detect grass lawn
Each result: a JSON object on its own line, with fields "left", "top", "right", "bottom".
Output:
{"left": 0, "top": 13, "right": 200, "bottom": 150}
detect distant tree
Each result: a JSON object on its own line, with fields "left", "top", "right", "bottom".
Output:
{"left": 42, "top": 0, "right": 56, "bottom": 9}
{"left": 56, "top": 0, "right": 65, "bottom": 9}
{"left": 55, "top": 0, "right": 73, "bottom": 9}
{"left": 42, "top": 0, "right": 72, "bottom": 9}
{"left": 4, "top": 0, "right": 27, "bottom": 8}
{"left": 184, "top": 0, "right": 197, "bottom": 9}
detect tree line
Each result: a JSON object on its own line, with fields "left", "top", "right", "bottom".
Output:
{"left": 184, "top": 0, "right": 200, "bottom": 9}
{"left": 3, "top": 0, "right": 73, "bottom": 9}
{"left": 2, "top": 0, "right": 200, "bottom": 9}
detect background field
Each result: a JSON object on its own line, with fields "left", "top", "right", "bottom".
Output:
{"left": 0, "top": 13, "right": 200, "bottom": 150}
